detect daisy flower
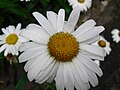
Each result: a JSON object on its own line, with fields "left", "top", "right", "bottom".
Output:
{"left": 67, "top": 0, "right": 92, "bottom": 12}
{"left": 19, "top": 7, "right": 105, "bottom": 90}
{"left": 0, "top": 23, "right": 28, "bottom": 56}
{"left": 111, "top": 29, "right": 120, "bottom": 43}
{"left": 92, "top": 36, "right": 111, "bottom": 56}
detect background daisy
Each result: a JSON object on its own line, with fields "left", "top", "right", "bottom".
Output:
{"left": 0, "top": 23, "right": 28, "bottom": 56}
{"left": 19, "top": 7, "right": 105, "bottom": 90}
{"left": 111, "top": 29, "right": 120, "bottom": 43}
{"left": 67, "top": 0, "right": 92, "bottom": 12}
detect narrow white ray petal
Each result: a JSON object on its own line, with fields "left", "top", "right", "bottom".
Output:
{"left": 0, "top": 41, "right": 5, "bottom": 45}
{"left": 80, "top": 44, "right": 105, "bottom": 57}
{"left": 4, "top": 46, "right": 10, "bottom": 56}
{"left": 55, "top": 63, "right": 65, "bottom": 90}
{"left": 57, "top": 9, "right": 65, "bottom": 32}
{"left": 27, "top": 53, "right": 50, "bottom": 81}
{"left": 47, "top": 61, "right": 59, "bottom": 83}
{"left": 64, "top": 7, "right": 80, "bottom": 33}
{"left": 32, "top": 12, "right": 55, "bottom": 35}
{"left": 72, "top": 19, "right": 96, "bottom": 37}
{"left": 0, "top": 44, "right": 7, "bottom": 53}
{"left": 0, "top": 35, "right": 5, "bottom": 40}
{"left": 7, "top": 26, "right": 15, "bottom": 33}
{"left": 35, "top": 59, "right": 55, "bottom": 84}
{"left": 24, "top": 52, "right": 48, "bottom": 72}
{"left": 80, "top": 50, "right": 104, "bottom": 61}
{"left": 19, "top": 42, "right": 40, "bottom": 52}
{"left": 76, "top": 26, "right": 105, "bottom": 42}
{"left": 77, "top": 54, "right": 103, "bottom": 77}
{"left": 19, "top": 45, "right": 47, "bottom": 63}
{"left": 73, "top": 58, "right": 89, "bottom": 83}
{"left": 81, "top": 35, "right": 100, "bottom": 44}
{"left": 20, "top": 29, "right": 48, "bottom": 44}
{"left": 2, "top": 28, "right": 9, "bottom": 35}
{"left": 86, "top": 68, "right": 99, "bottom": 87}
{"left": 71, "top": 61, "right": 88, "bottom": 90}
{"left": 63, "top": 63, "right": 74, "bottom": 90}
{"left": 15, "top": 23, "right": 21, "bottom": 33}
{"left": 18, "top": 36, "right": 29, "bottom": 42}
{"left": 26, "top": 24, "right": 50, "bottom": 38}
{"left": 47, "top": 11, "right": 57, "bottom": 30}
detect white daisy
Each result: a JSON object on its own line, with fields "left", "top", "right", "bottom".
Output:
{"left": 67, "top": 0, "right": 92, "bottom": 12}
{"left": 19, "top": 7, "right": 105, "bottom": 90}
{"left": 92, "top": 36, "right": 111, "bottom": 56}
{"left": 0, "top": 23, "right": 28, "bottom": 56}
{"left": 111, "top": 29, "right": 120, "bottom": 43}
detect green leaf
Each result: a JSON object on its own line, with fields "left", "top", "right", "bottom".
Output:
{"left": 15, "top": 76, "right": 28, "bottom": 90}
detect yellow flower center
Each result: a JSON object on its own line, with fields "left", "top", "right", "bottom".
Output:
{"left": 77, "top": 0, "right": 85, "bottom": 3}
{"left": 98, "top": 40, "right": 106, "bottom": 47}
{"left": 48, "top": 32, "right": 79, "bottom": 62}
{"left": 6, "top": 34, "right": 18, "bottom": 45}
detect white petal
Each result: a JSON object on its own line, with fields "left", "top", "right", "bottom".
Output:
{"left": 80, "top": 35, "right": 100, "bottom": 44}
{"left": 0, "top": 44, "right": 7, "bottom": 53}
{"left": 35, "top": 59, "right": 55, "bottom": 84}
{"left": 4, "top": 46, "right": 10, "bottom": 56}
{"left": 87, "top": 68, "right": 99, "bottom": 87}
{"left": 47, "top": 62, "right": 59, "bottom": 83}
{"left": 47, "top": 11, "right": 57, "bottom": 30}
{"left": 80, "top": 50, "right": 104, "bottom": 61}
{"left": 19, "top": 42, "right": 40, "bottom": 52}
{"left": 7, "top": 26, "right": 15, "bottom": 33}
{"left": 71, "top": 61, "right": 88, "bottom": 90}
{"left": 27, "top": 53, "right": 50, "bottom": 81}
{"left": 20, "top": 29, "right": 48, "bottom": 44}
{"left": 15, "top": 23, "right": 21, "bottom": 33}
{"left": 72, "top": 19, "right": 96, "bottom": 37}
{"left": 32, "top": 12, "right": 55, "bottom": 35}
{"left": 24, "top": 52, "right": 48, "bottom": 72}
{"left": 19, "top": 45, "right": 47, "bottom": 63}
{"left": 73, "top": 58, "right": 89, "bottom": 83}
{"left": 76, "top": 26, "right": 105, "bottom": 42}
{"left": 64, "top": 7, "right": 80, "bottom": 33}
{"left": 2, "top": 28, "right": 9, "bottom": 35}
{"left": 77, "top": 54, "right": 103, "bottom": 77}
{"left": 80, "top": 44, "right": 105, "bottom": 57}
{"left": 55, "top": 63, "right": 65, "bottom": 90}
{"left": 57, "top": 9, "right": 65, "bottom": 32}
{"left": 18, "top": 36, "right": 29, "bottom": 42}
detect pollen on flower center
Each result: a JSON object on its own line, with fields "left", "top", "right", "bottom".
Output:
{"left": 48, "top": 32, "right": 79, "bottom": 62}
{"left": 6, "top": 34, "right": 18, "bottom": 45}
{"left": 98, "top": 40, "right": 106, "bottom": 47}
{"left": 77, "top": 0, "right": 85, "bottom": 3}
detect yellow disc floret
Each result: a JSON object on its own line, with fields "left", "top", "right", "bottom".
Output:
{"left": 6, "top": 34, "right": 18, "bottom": 45}
{"left": 77, "top": 0, "right": 85, "bottom": 3}
{"left": 48, "top": 32, "right": 79, "bottom": 62}
{"left": 98, "top": 40, "right": 106, "bottom": 47}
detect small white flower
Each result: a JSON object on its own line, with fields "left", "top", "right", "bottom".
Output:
{"left": 92, "top": 36, "right": 111, "bottom": 66}
{"left": 111, "top": 29, "right": 120, "bottom": 43}
{"left": 20, "top": 0, "right": 30, "bottom": 2}
{"left": 0, "top": 23, "right": 28, "bottom": 56}
{"left": 92, "top": 36, "right": 111, "bottom": 56}
{"left": 19, "top": 8, "right": 105, "bottom": 90}
{"left": 67, "top": 0, "right": 92, "bottom": 12}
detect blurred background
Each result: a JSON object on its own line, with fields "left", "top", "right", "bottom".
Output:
{"left": 0, "top": 0, "right": 120, "bottom": 90}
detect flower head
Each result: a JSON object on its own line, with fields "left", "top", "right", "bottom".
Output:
{"left": 67, "top": 0, "right": 92, "bottom": 12}
{"left": 0, "top": 23, "right": 28, "bottom": 56}
{"left": 92, "top": 36, "right": 111, "bottom": 56}
{"left": 111, "top": 29, "right": 120, "bottom": 43}
{"left": 19, "top": 8, "right": 105, "bottom": 90}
